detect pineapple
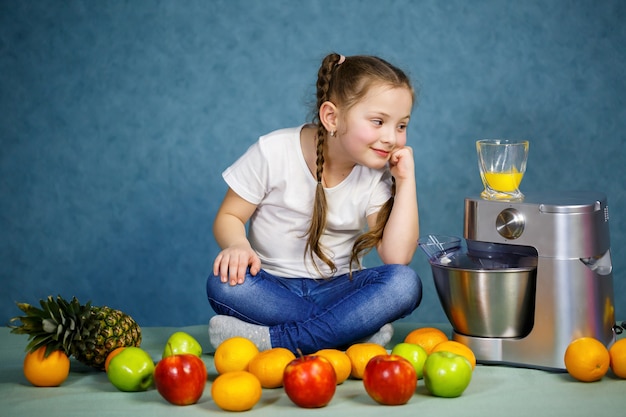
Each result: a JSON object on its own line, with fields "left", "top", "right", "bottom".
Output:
{"left": 9, "top": 295, "right": 142, "bottom": 371}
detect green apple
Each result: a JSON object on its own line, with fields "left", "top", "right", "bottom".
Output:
{"left": 107, "top": 347, "right": 155, "bottom": 392}
{"left": 391, "top": 342, "right": 428, "bottom": 379}
{"left": 423, "top": 351, "right": 472, "bottom": 398}
{"left": 162, "top": 331, "right": 203, "bottom": 359}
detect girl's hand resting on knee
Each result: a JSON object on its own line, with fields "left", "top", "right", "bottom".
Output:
{"left": 213, "top": 244, "right": 262, "bottom": 286}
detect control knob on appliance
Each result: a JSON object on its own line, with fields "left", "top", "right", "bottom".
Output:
{"left": 496, "top": 208, "right": 525, "bottom": 240}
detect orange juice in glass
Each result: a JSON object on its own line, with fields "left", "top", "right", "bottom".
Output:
{"left": 476, "top": 139, "right": 529, "bottom": 201}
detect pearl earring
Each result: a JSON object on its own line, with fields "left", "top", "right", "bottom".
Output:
{"left": 330, "top": 130, "right": 336, "bottom": 137}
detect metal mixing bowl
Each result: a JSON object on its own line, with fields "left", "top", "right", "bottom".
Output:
{"left": 430, "top": 261, "right": 537, "bottom": 338}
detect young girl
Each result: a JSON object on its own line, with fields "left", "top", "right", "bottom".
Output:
{"left": 206, "top": 53, "right": 422, "bottom": 353}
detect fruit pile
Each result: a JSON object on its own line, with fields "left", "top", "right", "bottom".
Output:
{"left": 11, "top": 300, "right": 626, "bottom": 412}
{"left": 11, "top": 296, "right": 141, "bottom": 371}
{"left": 208, "top": 325, "right": 478, "bottom": 410}
{"left": 11, "top": 303, "right": 477, "bottom": 409}
{"left": 105, "top": 331, "right": 208, "bottom": 405}
{"left": 11, "top": 295, "right": 142, "bottom": 387}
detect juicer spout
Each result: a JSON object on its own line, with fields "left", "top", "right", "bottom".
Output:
{"left": 580, "top": 249, "right": 613, "bottom": 276}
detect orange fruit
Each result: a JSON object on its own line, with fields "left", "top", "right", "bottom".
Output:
{"left": 211, "top": 370, "right": 262, "bottom": 412}
{"left": 404, "top": 327, "right": 449, "bottom": 354}
{"left": 104, "top": 347, "right": 126, "bottom": 373}
{"left": 609, "top": 338, "right": 626, "bottom": 378}
{"left": 431, "top": 340, "right": 477, "bottom": 370}
{"left": 213, "top": 336, "right": 260, "bottom": 374}
{"left": 564, "top": 337, "right": 610, "bottom": 382}
{"left": 248, "top": 347, "right": 296, "bottom": 388}
{"left": 345, "top": 343, "right": 388, "bottom": 379}
{"left": 314, "top": 349, "right": 352, "bottom": 384}
{"left": 23, "top": 346, "right": 71, "bottom": 387}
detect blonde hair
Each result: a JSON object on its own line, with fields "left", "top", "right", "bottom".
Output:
{"left": 305, "top": 53, "right": 414, "bottom": 277}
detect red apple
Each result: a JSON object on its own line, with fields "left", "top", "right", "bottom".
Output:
{"left": 154, "top": 354, "right": 207, "bottom": 405}
{"left": 283, "top": 354, "right": 337, "bottom": 408}
{"left": 362, "top": 354, "right": 417, "bottom": 405}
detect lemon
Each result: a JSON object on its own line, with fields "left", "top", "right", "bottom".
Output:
{"left": 211, "top": 371, "right": 262, "bottom": 411}
{"left": 23, "top": 347, "right": 70, "bottom": 387}
{"left": 213, "top": 336, "right": 259, "bottom": 374}
{"left": 314, "top": 349, "right": 352, "bottom": 384}
{"left": 345, "top": 343, "right": 388, "bottom": 379}
{"left": 248, "top": 347, "right": 296, "bottom": 388}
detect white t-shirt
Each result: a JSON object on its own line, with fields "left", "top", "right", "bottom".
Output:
{"left": 222, "top": 125, "right": 393, "bottom": 278}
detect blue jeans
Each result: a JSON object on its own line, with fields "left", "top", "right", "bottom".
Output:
{"left": 206, "top": 264, "right": 422, "bottom": 353}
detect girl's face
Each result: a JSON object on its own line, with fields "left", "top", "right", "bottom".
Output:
{"left": 335, "top": 84, "right": 413, "bottom": 170}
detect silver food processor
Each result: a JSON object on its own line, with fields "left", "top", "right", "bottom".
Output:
{"left": 421, "top": 191, "right": 617, "bottom": 371}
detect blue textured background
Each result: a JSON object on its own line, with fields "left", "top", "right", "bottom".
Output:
{"left": 1, "top": 0, "right": 625, "bottom": 327}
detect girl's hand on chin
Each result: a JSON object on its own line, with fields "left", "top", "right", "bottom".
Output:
{"left": 388, "top": 146, "right": 415, "bottom": 181}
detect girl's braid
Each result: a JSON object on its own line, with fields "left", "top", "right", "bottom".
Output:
{"left": 305, "top": 53, "right": 344, "bottom": 277}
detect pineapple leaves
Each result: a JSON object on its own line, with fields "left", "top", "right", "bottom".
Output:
{"left": 9, "top": 295, "right": 93, "bottom": 355}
